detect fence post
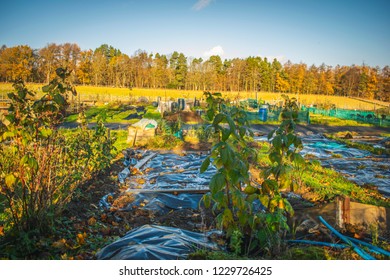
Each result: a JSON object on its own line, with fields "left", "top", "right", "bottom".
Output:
{"left": 336, "top": 196, "right": 350, "bottom": 228}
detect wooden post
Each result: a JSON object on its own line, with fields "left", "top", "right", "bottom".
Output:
{"left": 342, "top": 196, "right": 351, "bottom": 224}
{"left": 336, "top": 196, "right": 351, "bottom": 228}
{"left": 132, "top": 129, "right": 138, "bottom": 147}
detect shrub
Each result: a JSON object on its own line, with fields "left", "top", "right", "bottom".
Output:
{"left": 0, "top": 69, "right": 115, "bottom": 234}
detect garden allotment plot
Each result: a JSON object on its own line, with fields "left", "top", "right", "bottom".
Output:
{"left": 302, "top": 135, "right": 390, "bottom": 196}
{"left": 97, "top": 151, "right": 219, "bottom": 260}
{"left": 116, "top": 151, "right": 217, "bottom": 214}
{"left": 256, "top": 134, "right": 390, "bottom": 196}
{"left": 129, "top": 152, "right": 216, "bottom": 191}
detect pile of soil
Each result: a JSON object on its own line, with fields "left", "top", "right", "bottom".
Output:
{"left": 164, "top": 111, "right": 204, "bottom": 123}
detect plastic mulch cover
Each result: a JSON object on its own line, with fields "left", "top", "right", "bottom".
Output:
{"left": 126, "top": 193, "right": 204, "bottom": 214}
{"left": 96, "top": 225, "right": 220, "bottom": 260}
{"left": 132, "top": 152, "right": 216, "bottom": 190}
{"left": 300, "top": 135, "right": 370, "bottom": 159}
{"left": 322, "top": 158, "right": 390, "bottom": 196}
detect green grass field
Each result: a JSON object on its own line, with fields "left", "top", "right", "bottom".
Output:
{"left": 1, "top": 83, "right": 387, "bottom": 111}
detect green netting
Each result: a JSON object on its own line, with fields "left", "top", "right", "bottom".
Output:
{"left": 308, "top": 108, "right": 389, "bottom": 127}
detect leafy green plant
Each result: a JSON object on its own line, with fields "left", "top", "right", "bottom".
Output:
{"left": 264, "top": 94, "right": 305, "bottom": 194}
{"left": 200, "top": 92, "right": 293, "bottom": 256}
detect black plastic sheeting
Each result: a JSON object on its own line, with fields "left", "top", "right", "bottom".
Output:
{"left": 96, "top": 225, "right": 220, "bottom": 260}
{"left": 125, "top": 193, "right": 204, "bottom": 214}
{"left": 255, "top": 134, "right": 390, "bottom": 195}
{"left": 99, "top": 191, "right": 204, "bottom": 214}
{"left": 129, "top": 152, "right": 216, "bottom": 190}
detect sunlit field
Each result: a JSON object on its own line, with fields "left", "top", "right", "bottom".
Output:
{"left": 0, "top": 83, "right": 386, "bottom": 111}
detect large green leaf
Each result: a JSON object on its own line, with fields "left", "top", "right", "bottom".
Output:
{"left": 258, "top": 194, "right": 270, "bottom": 208}
{"left": 284, "top": 199, "right": 294, "bottom": 215}
{"left": 228, "top": 169, "right": 241, "bottom": 185}
{"left": 212, "top": 190, "right": 227, "bottom": 207}
{"left": 28, "top": 157, "right": 39, "bottom": 171}
{"left": 221, "top": 128, "right": 231, "bottom": 141}
{"left": 209, "top": 173, "right": 226, "bottom": 193}
{"left": 222, "top": 208, "right": 234, "bottom": 227}
{"left": 202, "top": 193, "right": 211, "bottom": 208}
{"left": 20, "top": 155, "right": 29, "bottom": 165}
{"left": 269, "top": 151, "right": 281, "bottom": 164}
{"left": 206, "top": 109, "right": 214, "bottom": 121}
{"left": 272, "top": 135, "right": 282, "bottom": 150}
{"left": 53, "top": 94, "right": 66, "bottom": 105}
{"left": 200, "top": 156, "right": 210, "bottom": 173}
{"left": 213, "top": 113, "right": 225, "bottom": 126}
{"left": 238, "top": 126, "right": 246, "bottom": 137}
{"left": 220, "top": 143, "right": 230, "bottom": 165}
{"left": 225, "top": 115, "right": 236, "bottom": 132}
{"left": 238, "top": 211, "right": 248, "bottom": 226}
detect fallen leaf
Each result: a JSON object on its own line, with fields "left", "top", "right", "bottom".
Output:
{"left": 88, "top": 217, "right": 97, "bottom": 226}
{"left": 136, "top": 178, "right": 146, "bottom": 185}
{"left": 131, "top": 167, "right": 141, "bottom": 175}
{"left": 52, "top": 238, "right": 67, "bottom": 249}
{"left": 76, "top": 233, "right": 87, "bottom": 245}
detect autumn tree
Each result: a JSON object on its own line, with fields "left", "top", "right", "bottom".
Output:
{"left": 0, "top": 43, "right": 389, "bottom": 101}
{"left": 169, "top": 51, "right": 187, "bottom": 89}
{"left": 76, "top": 50, "right": 93, "bottom": 85}
{"left": 0, "top": 45, "right": 34, "bottom": 82}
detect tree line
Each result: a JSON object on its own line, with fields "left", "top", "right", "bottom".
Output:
{"left": 0, "top": 43, "right": 389, "bottom": 101}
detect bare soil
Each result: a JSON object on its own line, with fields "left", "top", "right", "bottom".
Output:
{"left": 164, "top": 111, "right": 204, "bottom": 123}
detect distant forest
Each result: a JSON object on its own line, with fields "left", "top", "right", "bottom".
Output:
{"left": 0, "top": 43, "right": 389, "bottom": 101}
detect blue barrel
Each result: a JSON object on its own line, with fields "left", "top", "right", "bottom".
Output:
{"left": 259, "top": 107, "right": 268, "bottom": 121}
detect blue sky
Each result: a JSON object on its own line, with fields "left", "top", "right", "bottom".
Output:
{"left": 1, "top": 0, "right": 389, "bottom": 67}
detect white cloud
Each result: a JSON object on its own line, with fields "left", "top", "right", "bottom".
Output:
{"left": 265, "top": 55, "right": 286, "bottom": 63}
{"left": 203, "top": 45, "right": 224, "bottom": 57}
{"left": 192, "top": 0, "right": 213, "bottom": 11}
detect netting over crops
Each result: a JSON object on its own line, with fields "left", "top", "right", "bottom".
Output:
{"left": 308, "top": 108, "right": 390, "bottom": 127}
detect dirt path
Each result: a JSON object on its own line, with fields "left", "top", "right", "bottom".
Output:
{"left": 251, "top": 124, "right": 390, "bottom": 136}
